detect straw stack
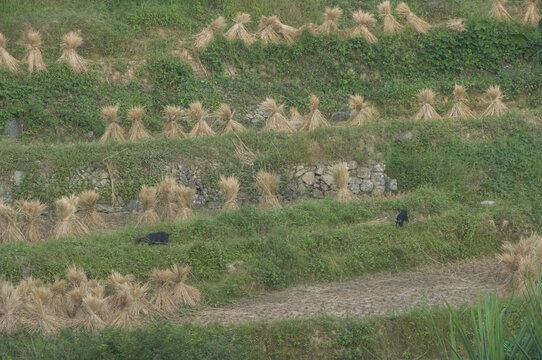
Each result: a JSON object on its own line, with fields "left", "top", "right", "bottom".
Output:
{"left": 216, "top": 103, "right": 245, "bottom": 134}
{"left": 58, "top": 32, "right": 87, "bottom": 74}
{"left": 397, "top": 3, "right": 431, "bottom": 33}
{"left": 23, "top": 30, "right": 47, "bottom": 73}
{"left": 162, "top": 105, "right": 186, "bottom": 139}
{"left": 257, "top": 16, "right": 281, "bottom": 46}
{"left": 489, "top": 0, "right": 513, "bottom": 21}
{"left": 194, "top": 16, "right": 226, "bottom": 49}
{"left": 188, "top": 101, "right": 215, "bottom": 137}
{"left": 0, "top": 202, "right": 25, "bottom": 244}
{"left": 18, "top": 200, "right": 47, "bottom": 242}
{"left": 219, "top": 175, "right": 240, "bottom": 211}
{"left": 346, "top": 94, "right": 376, "bottom": 126}
{"left": 482, "top": 85, "right": 508, "bottom": 117}
{"left": 447, "top": 85, "right": 475, "bottom": 120}
{"left": 256, "top": 171, "right": 281, "bottom": 209}
{"left": 21, "top": 286, "right": 64, "bottom": 335}
{"left": 378, "top": 1, "right": 404, "bottom": 35}
{"left": 157, "top": 176, "right": 178, "bottom": 222}
{"left": 225, "top": 13, "right": 256, "bottom": 45}
{"left": 175, "top": 184, "right": 196, "bottom": 221}
{"left": 78, "top": 190, "right": 105, "bottom": 230}
{"left": 170, "top": 265, "right": 201, "bottom": 307}
{"left": 137, "top": 185, "right": 160, "bottom": 225}
{"left": 316, "top": 7, "right": 343, "bottom": 35}
{"left": 52, "top": 195, "right": 88, "bottom": 240}
{"left": 300, "top": 95, "right": 330, "bottom": 131}
{"left": 100, "top": 105, "right": 126, "bottom": 143}
{"left": 414, "top": 89, "right": 441, "bottom": 120}
{"left": 260, "top": 98, "right": 295, "bottom": 133}
{"left": 498, "top": 234, "right": 542, "bottom": 294}
{"left": 350, "top": 10, "right": 378, "bottom": 43}
{"left": 0, "top": 281, "right": 23, "bottom": 334}
{"left": 275, "top": 17, "right": 299, "bottom": 45}
{"left": 0, "top": 33, "right": 19, "bottom": 73}
{"left": 332, "top": 163, "right": 353, "bottom": 203}
{"left": 523, "top": 0, "right": 541, "bottom": 26}
{"left": 128, "top": 106, "right": 152, "bottom": 141}
{"left": 150, "top": 269, "right": 176, "bottom": 313}
{"left": 289, "top": 107, "right": 304, "bottom": 130}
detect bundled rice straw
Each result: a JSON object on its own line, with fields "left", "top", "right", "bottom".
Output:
{"left": 23, "top": 30, "right": 46, "bottom": 73}
{"left": 233, "top": 137, "right": 256, "bottom": 165}
{"left": 21, "top": 287, "right": 63, "bottom": 335}
{"left": 219, "top": 175, "right": 240, "bottom": 211}
{"left": 225, "top": 13, "right": 256, "bottom": 45}
{"left": 482, "top": 85, "right": 508, "bottom": 117}
{"left": 332, "top": 163, "right": 353, "bottom": 203}
{"left": 0, "top": 281, "right": 23, "bottom": 334}
{"left": 162, "top": 105, "right": 187, "bottom": 139}
{"left": 16, "top": 277, "right": 44, "bottom": 298}
{"left": 447, "top": 85, "right": 475, "bottom": 120}
{"left": 257, "top": 16, "right": 281, "bottom": 46}
{"left": 174, "top": 48, "right": 208, "bottom": 78}
{"left": 175, "top": 184, "right": 196, "bottom": 221}
{"left": 346, "top": 94, "right": 375, "bottom": 126}
{"left": 67, "top": 264, "right": 88, "bottom": 287}
{"left": 256, "top": 171, "right": 281, "bottom": 210}
{"left": 66, "top": 285, "right": 87, "bottom": 318}
{"left": 350, "top": 10, "right": 378, "bottom": 43}
{"left": 79, "top": 295, "right": 108, "bottom": 332}
{"left": 378, "top": 1, "right": 404, "bottom": 35}
{"left": 289, "top": 107, "right": 304, "bottom": 130}
{"left": 0, "top": 33, "right": 20, "bottom": 73}
{"left": 446, "top": 18, "right": 466, "bottom": 31}
{"left": 58, "top": 31, "right": 87, "bottom": 74}
{"left": 157, "top": 176, "right": 178, "bottom": 221}
{"left": 0, "top": 202, "right": 25, "bottom": 244}
{"left": 414, "top": 89, "right": 441, "bottom": 120}
{"left": 260, "top": 98, "right": 295, "bottom": 133}
{"left": 275, "top": 17, "right": 299, "bottom": 45}
{"left": 523, "top": 0, "right": 541, "bottom": 26}
{"left": 100, "top": 105, "right": 126, "bottom": 143}
{"left": 150, "top": 269, "right": 176, "bottom": 313}
{"left": 52, "top": 195, "right": 88, "bottom": 240}
{"left": 18, "top": 200, "right": 46, "bottom": 242}
{"left": 48, "top": 279, "right": 67, "bottom": 316}
{"left": 301, "top": 95, "right": 330, "bottom": 131}
{"left": 126, "top": 282, "right": 151, "bottom": 316}
{"left": 170, "top": 265, "right": 201, "bottom": 307}
{"left": 498, "top": 234, "right": 542, "bottom": 294}
{"left": 109, "top": 289, "right": 139, "bottom": 329}
{"left": 316, "top": 7, "right": 343, "bottom": 35}
{"left": 188, "top": 101, "right": 215, "bottom": 137}
{"left": 194, "top": 16, "right": 226, "bottom": 49}
{"left": 128, "top": 106, "right": 152, "bottom": 141}
{"left": 87, "top": 280, "right": 105, "bottom": 298}
{"left": 137, "top": 186, "right": 160, "bottom": 225}
{"left": 489, "top": 0, "right": 512, "bottom": 21}
{"left": 397, "top": 3, "right": 431, "bottom": 34}
{"left": 216, "top": 103, "right": 246, "bottom": 134}
{"left": 107, "top": 271, "right": 134, "bottom": 308}
{"left": 79, "top": 190, "right": 105, "bottom": 229}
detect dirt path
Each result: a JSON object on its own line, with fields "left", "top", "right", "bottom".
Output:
{"left": 182, "top": 258, "right": 505, "bottom": 324}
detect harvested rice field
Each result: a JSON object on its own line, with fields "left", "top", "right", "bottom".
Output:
{"left": 1, "top": 0, "right": 542, "bottom": 358}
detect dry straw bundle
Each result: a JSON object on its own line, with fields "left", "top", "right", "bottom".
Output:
{"left": 257, "top": 16, "right": 281, "bottom": 46}
{"left": 58, "top": 31, "right": 87, "bottom": 74}
{"left": 0, "top": 202, "right": 25, "bottom": 244}
{"left": 162, "top": 105, "right": 186, "bottom": 139}
{"left": 79, "top": 295, "right": 108, "bottom": 332}
{"left": 194, "top": 16, "right": 226, "bottom": 49}
{"left": 67, "top": 264, "right": 88, "bottom": 288}
{"left": 79, "top": 190, "right": 105, "bottom": 230}
{"left": 233, "top": 137, "right": 256, "bottom": 165}
{"left": 256, "top": 171, "right": 281, "bottom": 210}
{"left": 275, "top": 17, "right": 299, "bottom": 45}
{"left": 109, "top": 288, "right": 139, "bottom": 329}
{"left": 219, "top": 175, "right": 240, "bottom": 211}
{"left": 188, "top": 101, "right": 215, "bottom": 137}
{"left": 175, "top": 184, "right": 196, "bottom": 221}
{"left": 0, "top": 281, "right": 23, "bottom": 334}
{"left": 150, "top": 269, "right": 176, "bottom": 313}
{"left": 447, "top": 85, "right": 475, "bottom": 120}
{"left": 216, "top": 103, "right": 245, "bottom": 134}
{"left": 289, "top": 107, "right": 304, "bottom": 130}
{"left": 346, "top": 94, "right": 376, "bottom": 126}
{"left": 23, "top": 30, "right": 47, "bottom": 73}
{"left": 316, "top": 7, "right": 343, "bottom": 35}
{"left": 489, "top": 0, "right": 513, "bottom": 21}
{"left": 0, "top": 33, "right": 19, "bottom": 73}
{"left": 137, "top": 185, "right": 160, "bottom": 225}
{"left": 100, "top": 105, "right": 126, "bottom": 143}
{"left": 523, "top": 0, "right": 541, "bottom": 26}
{"left": 482, "top": 85, "right": 508, "bottom": 117}
{"left": 498, "top": 234, "right": 542, "bottom": 294}
{"left": 48, "top": 279, "right": 67, "bottom": 316}
{"left": 66, "top": 285, "right": 87, "bottom": 318}
{"left": 260, "top": 98, "right": 295, "bottom": 133}
{"left": 414, "top": 89, "right": 441, "bottom": 120}
{"left": 174, "top": 49, "right": 208, "bottom": 78}
{"left": 21, "top": 286, "right": 64, "bottom": 335}
{"left": 128, "top": 106, "right": 152, "bottom": 141}
{"left": 52, "top": 195, "right": 88, "bottom": 240}
{"left": 18, "top": 200, "right": 46, "bottom": 242}
{"left": 171, "top": 265, "right": 201, "bottom": 307}
{"left": 350, "top": 10, "right": 378, "bottom": 43}
{"left": 332, "top": 163, "right": 353, "bottom": 203}
{"left": 397, "top": 3, "right": 431, "bottom": 34}
{"left": 157, "top": 176, "right": 178, "bottom": 222}
{"left": 446, "top": 18, "right": 466, "bottom": 31}
{"left": 378, "top": 1, "right": 404, "bottom": 35}
{"left": 225, "top": 13, "right": 256, "bottom": 45}
{"left": 301, "top": 95, "right": 330, "bottom": 131}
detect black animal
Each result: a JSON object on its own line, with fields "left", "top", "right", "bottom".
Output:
{"left": 135, "top": 232, "right": 170, "bottom": 245}
{"left": 395, "top": 210, "right": 409, "bottom": 227}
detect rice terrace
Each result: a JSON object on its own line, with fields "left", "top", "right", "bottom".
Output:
{"left": 0, "top": 0, "right": 542, "bottom": 358}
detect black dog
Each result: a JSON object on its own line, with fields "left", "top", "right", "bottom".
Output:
{"left": 135, "top": 232, "right": 170, "bottom": 245}
{"left": 395, "top": 210, "right": 408, "bottom": 227}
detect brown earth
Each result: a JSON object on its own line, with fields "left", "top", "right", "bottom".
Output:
{"left": 180, "top": 257, "right": 505, "bottom": 325}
